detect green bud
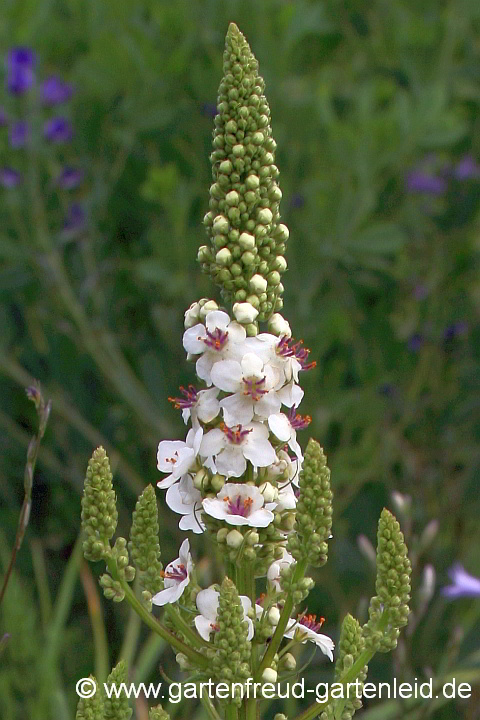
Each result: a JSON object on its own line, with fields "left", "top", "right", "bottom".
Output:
{"left": 246, "top": 174, "right": 260, "bottom": 190}
{"left": 226, "top": 529, "right": 244, "bottom": 548}
{"left": 226, "top": 190, "right": 239, "bottom": 206}
{"left": 241, "top": 251, "right": 256, "bottom": 266}
{"left": 212, "top": 577, "right": 251, "bottom": 705}
{"left": 239, "top": 232, "right": 256, "bottom": 250}
{"left": 104, "top": 661, "right": 132, "bottom": 720}
{"left": 75, "top": 675, "right": 104, "bottom": 720}
{"left": 217, "top": 528, "right": 229, "bottom": 543}
{"left": 257, "top": 207, "right": 273, "bottom": 225}
{"left": 149, "top": 706, "right": 171, "bottom": 720}
{"left": 213, "top": 215, "right": 229, "bottom": 234}
{"left": 81, "top": 447, "right": 118, "bottom": 562}
{"left": 211, "top": 473, "right": 226, "bottom": 492}
{"left": 288, "top": 440, "right": 333, "bottom": 567}
{"left": 216, "top": 248, "right": 233, "bottom": 266}
{"left": 363, "top": 510, "right": 412, "bottom": 653}
{"left": 129, "top": 485, "right": 163, "bottom": 609}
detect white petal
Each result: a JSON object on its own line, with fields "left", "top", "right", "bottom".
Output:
{"left": 151, "top": 579, "right": 186, "bottom": 606}
{"left": 157, "top": 473, "right": 180, "bottom": 490}
{"left": 268, "top": 413, "right": 291, "bottom": 441}
{"left": 195, "top": 615, "right": 216, "bottom": 641}
{"left": 196, "top": 588, "right": 219, "bottom": 621}
{"left": 221, "top": 393, "right": 254, "bottom": 426}
{"left": 241, "top": 352, "right": 264, "bottom": 378}
{"left": 244, "top": 617, "right": 254, "bottom": 641}
{"left": 243, "top": 436, "right": 276, "bottom": 468}
{"left": 183, "top": 324, "right": 206, "bottom": 354}
{"left": 225, "top": 322, "right": 247, "bottom": 344}
{"left": 178, "top": 538, "right": 190, "bottom": 566}
{"left": 205, "top": 310, "right": 230, "bottom": 332}
{"left": 179, "top": 511, "right": 205, "bottom": 534}
{"left": 200, "top": 428, "right": 225, "bottom": 457}
{"left": 195, "top": 353, "right": 214, "bottom": 385}
{"left": 215, "top": 445, "right": 246, "bottom": 477}
{"left": 247, "top": 508, "right": 275, "bottom": 527}
{"left": 210, "top": 360, "right": 243, "bottom": 392}
{"left": 196, "top": 389, "right": 221, "bottom": 423}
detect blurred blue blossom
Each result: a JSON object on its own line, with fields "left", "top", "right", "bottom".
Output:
{"left": 408, "top": 333, "right": 424, "bottom": 352}
{"left": 44, "top": 116, "right": 73, "bottom": 143}
{"left": 442, "top": 564, "right": 480, "bottom": 599}
{"left": 443, "top": 321, "right": 468, "bottom": 342}
{"left": 453, "top": 155, "right": 480, "bottom": 181}
{"left": 290, "top": 193, "right": 305, "bottom": 209}
{"left": 5, "top": 47, "right": 36, "bottom": 94}
{"left": 0, "top": 167, "right": 22, "bottom": 188}
{"left": 406, "top": 170, "right": 447, "bottom": 195}
{"left": 9, "top": 120, "right": 28, "bottom": 148}
{"left": 42, "top": 76, "right": 73, "bottom": 105}
{"left": 201, "top": 102, "right": 217, "bottom": 119}
{"left": 63, "top": 202, "right": 86, "bottom": 235}
{"left": 57, "top": 166, "right": 84, "bottom": 190}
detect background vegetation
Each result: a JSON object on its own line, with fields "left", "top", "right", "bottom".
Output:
{"left": 1, "top": 1, "right": 479, "bottom": 718}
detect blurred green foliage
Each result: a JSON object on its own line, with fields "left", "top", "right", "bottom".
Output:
{"left": 0, "top": 0, "right": 479, "bottom": 718}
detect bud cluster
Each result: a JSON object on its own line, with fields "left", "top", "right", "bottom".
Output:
{"left": 129, "top": 485, "right": 163, "bottom": 610}
{"left": 199, "top": 23, "right": 289, "bottom": 328}
{"left": 212, "top": 578, "right": 252, "bottom": 705}
{"left": 81, "top": 447, "right": 118, "bottom": 562}
{"left": 288, "top": 439, "right": 333, "bottom": 567}
{"left": 363, "top": 509, "right": 412, "bottom": 652}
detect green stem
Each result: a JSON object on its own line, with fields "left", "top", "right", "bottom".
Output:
{"left": 105, "top": 557, "right": 209, "bottom": 670}
{"left": 255, "top": 558, "right": 308, "bottom": 680}
{"left": 165, "top": 604, "right": 211, "bottom": 650}
{"left": 225, "top": 704, "right": 239, "bottom": 720}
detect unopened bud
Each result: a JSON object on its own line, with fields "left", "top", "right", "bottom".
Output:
{"left": 259, "top": 482, "right": 278, "bottom": 504}
{"left": 249, "top": 274, "right": 268, "bottom": 294}
{"left": 268, "top": 606, "right": 281, "bottom": 626}
{"left": 233, "top": 302, "right": 259, "bottom": 324}
{"left": 239, "top": 232, "right": 256, "bottom": 250}
{"left": 226, "top": 530, "right": 244, "bottom": 548}
{"left": 199, "top": 300, "right": 219, "bottom": 320}
{"left": 268, "top": 313, "right": 291, "bottom": 337}
{"left": 262, "top": 667, "right": 277, "bottom": 683}
{"left": 211, "top": 473, "right": 225, "bottom": 492}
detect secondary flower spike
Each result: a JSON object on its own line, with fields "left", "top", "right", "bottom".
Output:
{"left": 200, "top": 22, "right": 289, "bottom": 330}
{"left": 129, "top": 484, "right": 163, "bottom": 610}
{"left": 81, "top": 447, "right": 118, "bottom": 561}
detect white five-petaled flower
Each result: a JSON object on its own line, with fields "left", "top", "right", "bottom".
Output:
{"left": 157, "top": 427, "right": 203, "bottom": 489}
{"left": 200, "top": 422, "right": 276, "bottom": 478}
{"left": 169, "top": 385, "right": 220, "bottom": 428}
{"left": 268, "top": 406, "right": 311, "bottom": 463}
{"left": 202, "top": 483, "right": 276, "bottom": 527}
{"left": 246, "top": 333, "right": 302, "bottom": 386}
{"left": 284, "top": 614, "right": 334, "bottom": 662}
{"left": 182, "top": 310, "right": 247, "bottom": 386}
{"left": 166, "top": 475, "right": 205, "bottom": 534}
{"left": 194, "top": 587, "right": 254, "bottom": 641}
{"left": 151, "top": 539, "right": 192, "bottom": 606}
{"left": 267, "top": 547, "right": 295, "bottom": 589}
{"left": 210, "top": 352, "right": 282, "bottom": 426}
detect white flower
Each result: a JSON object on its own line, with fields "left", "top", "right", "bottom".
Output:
{"left": 151, "top": 539, "right": 192, "bottom": 606}
{"left": 245, "top": 333, "right": 302, "bottom": 386}
{"left": 169, "top": 385, "right": 220, "bottom": 427}
{"left": 233, "top": 301, "right": 259, "bottom": 324}
{"left": 267, "top": 547, "right": 295, "bottom": 589}
{"left": 200, "top": 422, "right": 276, "bottom": 478}
{"left": 202, "top": 484, "right": 275, "bottom": 528}
{"left": 157, "top": 427, "right": 203, "bottom": 489}
{"left": 284, "top": 615, "right": 334, "bottom": 661}
{"left": 166, "top": 476, "right": 205, "bottom": 534}
{"left": 182, "top": 310, "right": 247, "bottom": 385}
{"left": 276, "top": 380, "right": 304, "bottom": 408}
{"left": 194, "top": 587, "right": 254, "bottom": 641}
{"left": 210, "top": 353, "right": 282, "bottom": 426}
{"left": 268, "top": 406, "right": 311, "bottom": 463}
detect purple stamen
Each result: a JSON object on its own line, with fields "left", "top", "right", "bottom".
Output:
{"left": 169, "top": 385, "right": 198, "bottom": 410}
{"left": 225, "top": 495, "right": 253, "bottom": 517}
{"left": 243, "top": 375, "right": 267, "bottom": 401}
{"left": 276, "top": 336, "right": 316, "bottom": 371}
{"left": 299, "top": 613, "right": 325, "bottom": 633}
{"left": 162, "top": 562, "right": 187, "bottom": 582}
{"left": 222, "top": 423, "right": 252, "bottom": 445}
{"left": 203, "top": 327, "right": 229, "bottom": 351}
{"left": 287, "top": 406, "right": 312, "bottom": 430}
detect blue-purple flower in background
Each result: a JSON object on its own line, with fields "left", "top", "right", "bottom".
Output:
{"left": 44, "top": 116, "right": 73, "bottom": 143}
{"left": 5, "top": 48, "right": 36, "bottom": 94}
{"left": 406, "top": 170, "right": 447, "bottom": 196}
{"left": 42, "top": 76, "right": 73, "bottom": 105}
{"left": 63, "top": 202, "right": 86, "bottom": 236}
{"left": 453, "top": 155, "right": 480, "bottom": 181}
{"left": 0, "top": 167, "right": 22, "bottom": 188}
{"left": 9, "top": 120, "right": 29, "bottom": 148}
{"left": 57, "top": 166, "right": 84, "bottom": 190}
{"left": 442, "top": 564, "right": 480, "bottom": 599}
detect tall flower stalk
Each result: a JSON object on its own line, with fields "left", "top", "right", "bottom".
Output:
{"left": 78, "top": 23, "right": 411, "bottom": 720}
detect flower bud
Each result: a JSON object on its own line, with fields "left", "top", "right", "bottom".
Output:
{"left": 249, "top": 274, "right": 268, "bottom": 293}
{"left": 226, "top": 529, "right": 244, "bottom": 548}
{"left": 104, "top": 661, "right": 131, "bottom": 720}
{"left": 217, "top": 528, "right": 229, "bottom": 543}
{"left": 216, "top": 248, "right": 232, "bottom": 266}
{"left": 233, "top": 302, "right": 259, "bottom": 324}
{"left": 211, "top": 473, "right": 226, "bottom": 492}
{"left": 199, "top": 300, "right": 219, "bottom": 320}
{"left": 193, "top": 468, "right": 209, "bottom": 490}
{"left": 268, "top": 313, "right": 291, "bottom": 337}
{"left": 262, "top": 667, "right": 277, "bottom": 683}
{"left": 239, "top": 232, "right": 255, "bottom": 250}
{"left": 213, "top": 215, "right": 229, "bottom": 234}
{"left": 280, "top": 653, "right": 296, "bottom": 671}
{"left": 259, "top": 481, "right": 278, "bottom": 503}
{"left": 176, "top": 653, "right": 190, "bottom": 670}
{"left": 267, "top": 606, "right": 281, "bottom": 626}
{"left": 246, "top": 174, "right": 260, "bottom": 190}
{"left": 257, "top": 207, "right": 273, "bottom": 225}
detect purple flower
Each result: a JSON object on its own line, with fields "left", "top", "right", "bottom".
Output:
{"left": 443, "top": 321, "right": 468, "bottom": 342}
{"left": 63, "top": 202, "right": 86, "bottom": 235}
{"left": 201, "top": 102, "right": 217, "bottom": 119}
{"left": 290, "top": 193, "right": 305, "bottom": 209}
{"left": 57, "top": 166, "right": 84, "bottom": 190}
{"left": 44, "top": 116, "right": 73, "bottom": 143}
{"left": 442, "top": 564, "right": 480, "bottom": 599}
{"left": 0, "top": 167, "right": 22, "bottom": 188}
{"left": 9, "top": 120, "right": 29, "bottom": 148}
{"left": 408, "top": 333, "right": 424, "bottom": 352}
{"left": 6, "top": 47, "right": 36, "bottom": 94}
{"left": 42, "top": 76, "right": 73, "bottom": 105}
{"left": 406, "top": 171, "right": 447, "bottom": 196}
{"left": 454, "top": 155, "right": 480, "bottom": 181}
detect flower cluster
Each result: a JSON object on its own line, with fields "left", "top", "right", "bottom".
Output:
{"left": 1, "top": 47, "right": 85, "bottom": 235}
